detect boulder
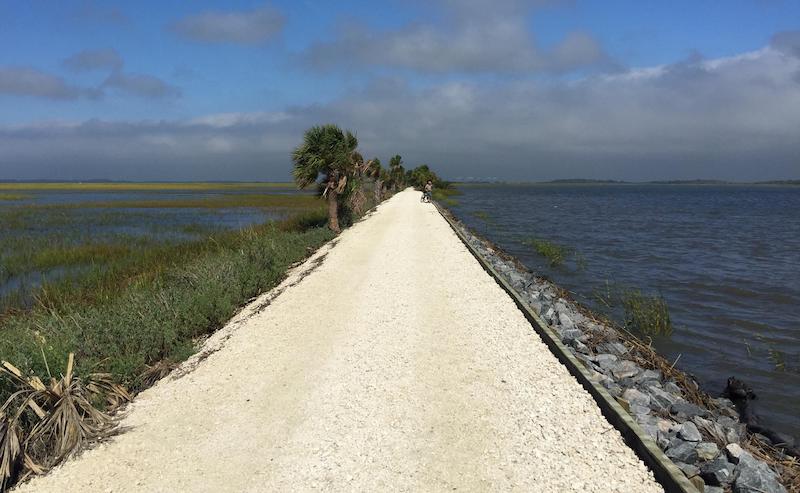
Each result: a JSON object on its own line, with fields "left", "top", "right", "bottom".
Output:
{"left": 700, "top": 456, "right": 734, "bottom": 486}
{"left": 666, "top": 439, "right": 698, "bottom": 463}
{"left": 670, "top": 399, "right": 710, "bottom": 420}
{"left": 733, "top": 454, "right": 786, "bottom": 493}
{"left": 695, "top": 442, "right": 719, "bottom": 461}
{"left": 598, "top": 341, "right": 628, "bottom": 356}
{"left": 675, "top": 461, "right": 700, "bottom": 478}
{"left": 678, "top": 422, "right": 703, "bottom": 442}
{"left": 623, "top": 388, "right": 651, "bottom": 408}
{"left": 724, "top": 443, "right": 746, "bottom": 464}
{"left": 648, "top": 386, "right": 678, "bottom": 408}
{"left": 558, "top": 312, "right": 576, "bottom": 330}
{"left": 560, "top": 328, "right": 584, "bottom": 344}
{"left": 594, "top": 353, "right": 619, "bottom": 370}
{"left": 612, "top": 360, "right": 641, "bottom": 379}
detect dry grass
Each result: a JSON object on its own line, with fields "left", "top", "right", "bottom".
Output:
{"left": 0, "top": 355, "right": 129, "bottom": 490}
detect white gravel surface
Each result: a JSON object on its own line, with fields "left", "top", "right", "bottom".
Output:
{"left": 17, "top": 189, "right": 664, "bottom": 492}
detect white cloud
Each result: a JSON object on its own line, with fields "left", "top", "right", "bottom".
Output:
{"left": 1, "top": 45, "right": 799, "bottom": 181}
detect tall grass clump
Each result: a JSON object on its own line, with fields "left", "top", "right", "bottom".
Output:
{"left": 620, "top": 289, "right": 673, "bottom": 337}
{"left": 432, "top": 188, "right": 460, "bottom": 207}
{"left": 522, "top": 237, "right": 569, "bottom": 266}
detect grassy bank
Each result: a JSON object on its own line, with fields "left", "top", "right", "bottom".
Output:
{"left": 0, "top": 212, "right": 333, "bottom": 391}
{"left": 0, "top": 182, "right": 295, "bottom": 191}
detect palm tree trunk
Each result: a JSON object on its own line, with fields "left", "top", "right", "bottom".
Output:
{"left": 327, "top": 190, "right": 340, "bottom": 232}
{"left": 374, "top": 180, "right": 383, "bottom": 203}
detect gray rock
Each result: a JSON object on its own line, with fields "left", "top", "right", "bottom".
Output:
{"left": 560, "top": 328, "right": 583, "bottom": 343}
{"left": 665, "top": 381, "right": 682, "bottom": 394}
{"left": 666, "top": 439, "right": 698, "bottom": 463}
{"left": 678, "top": 422, "right": 703, "bottom": 442}
{"left": 598, "top": 341, "right": 628, "bottom": 356}
{"left": 612, "top": 360, "right": 641, "bottom": 379}
{"left": 573, "top": 340, "right": 590, "bottom": 354}
{"left": 623, "top": 388, "right": 651, "bottom": 407}
{"left": 594, "top": 353, "right": 619, "bottom": 370}
{"left": 648, "top": 386, "right": 678, "bottom": 408}
{"left": 733, "top": 454, "right": 786, "bottom": 493}
{"left": 630, "top": 404, "right": 651, "bottom": 417}
{"left": 543, "top": 307, "right": 555, "bottom": 323}
{"left": 558, "top": 312, "right": 576, "bottom": 330}
{"left": 554, "top": 301, "right": 569, "bottom": 315}
{"left": 634, "top": 369, "right": 662, "bottom": 383}
{"left": 675, "top": 462, "right": 700, "bottom": 478}
{"left": 670, "top": 399, "right": 710, "bottom": 419}
{"left": 725, "top": 443, "right": 746, "bottom": 464}
{"left": 705, "top": 487, "right": 724, "bottom": 493}
{"left": 696, "top": 442, "right": 719, "bottom": 461}
{"left": 530, "top": 301, "right": 543, "bottom": 313}
{"left": 701, "top": 456, "right": 734, "bottom": 486}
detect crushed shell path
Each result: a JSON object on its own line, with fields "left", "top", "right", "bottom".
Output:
{"left": 19, "top": 189, "right": 664, "bottom": 493}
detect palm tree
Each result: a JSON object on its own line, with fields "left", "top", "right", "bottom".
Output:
{"left": 292, "top": 124, "right": 358, "bottom": 232}
{"left": 364, "top": 158, "right": 383, "bottom": 203}
{"left": 388, "top": 155, "right": 405, "bottom": 191}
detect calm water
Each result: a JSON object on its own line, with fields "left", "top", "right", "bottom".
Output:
{"left": 450, "top": 184, "right": 800, "bottom": 439}
{"left": 0, "top": 187, "right": 310, "bottom": 304}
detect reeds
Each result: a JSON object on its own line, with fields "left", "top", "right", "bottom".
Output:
{"left": 0, "top": 183, "right": 295, "bottom": 192}
{"left": 521, "top": 237, "right": 569, "bottom": 266}
{"left": 620, "top": 289, "right": 672, "bottom": 337}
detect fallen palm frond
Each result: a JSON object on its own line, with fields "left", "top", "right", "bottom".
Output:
{"left": 0, "top": 354, "right": 128, "bottom": 491}
{"left": 135, "top": 361, "right": 179, "bottom": 391}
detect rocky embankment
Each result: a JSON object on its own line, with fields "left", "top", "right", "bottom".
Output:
{"left": 446, "top": 214, "right": 790, "bottom": 493}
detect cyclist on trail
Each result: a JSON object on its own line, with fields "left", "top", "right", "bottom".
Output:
{"left": 423, "top": 180, "right": 433, "bottom": 203}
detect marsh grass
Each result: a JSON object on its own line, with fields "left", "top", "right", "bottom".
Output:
{"left": 432, "top": 188, "right": 461, "bottom": 207}
{"left": 620, "top": 289, "right": 673, "bottom": 337}
{"left": 0, "top": 182, "right": 295, "bottom": 191}
{"left": 522, "top": 237, "right": 569, "bottom": 266}
{"left": 0, "top": 194, "right": 28, "bottom": 201}
{"left": 0, "top": 209, "right": 334, "bottom": 488}
{"left": 55, "top": 193, "right": 320, "bottom": 210}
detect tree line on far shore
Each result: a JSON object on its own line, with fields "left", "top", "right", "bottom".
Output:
{"left": 292, "top": 124, "right": 449, "bottom": 232}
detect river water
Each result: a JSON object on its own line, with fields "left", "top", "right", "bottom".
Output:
{"left": 448, "top": 184, "right": 800, "bottom": 439}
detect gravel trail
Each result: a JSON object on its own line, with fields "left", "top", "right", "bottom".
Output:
{"left": 18, "top": 189, "right": 664, "bottom": 492}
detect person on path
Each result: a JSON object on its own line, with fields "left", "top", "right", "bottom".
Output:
{"left": 423, "top": 180, "right": 433, "bottom": 202}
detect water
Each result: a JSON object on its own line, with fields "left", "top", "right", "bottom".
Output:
{"left": 449, "top": 184, "right": 800, "bottom": 439}
{"left": 0, "top": 186, "right": 311, "bottom": 306}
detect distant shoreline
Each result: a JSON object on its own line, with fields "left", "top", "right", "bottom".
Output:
{"left": 455, "top": 179, "right": 800, "bottom": 186}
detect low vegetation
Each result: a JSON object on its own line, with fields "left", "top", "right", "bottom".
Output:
{"left": 0, "top": 194, "right": 28, "bottom": 201}
{"left": 0, "top": 182, "right": 295, "bottom": 191}
{"left": 522, "top": 237, "right": 569, "bottom": 266}
{"left": 620, "top": 289, "right": 673, "bottom": 337}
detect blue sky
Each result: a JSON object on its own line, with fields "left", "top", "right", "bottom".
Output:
{"left": 1, "top": 0, "right": 799, "bottom": 181}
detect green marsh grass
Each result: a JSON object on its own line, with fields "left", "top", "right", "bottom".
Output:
{"left": 522, "top": 237, "right": 569, "bottom": 266}
{"left": 432, "top": 188, "right": 461, "bottom": 207}
{"left": 0, "top": 193, "right": 29, "bottom": 201}
{"left": 48, "top": 193, "right": 320, "bottom": 210}
{"left": 620, "top": 289, "right": 673, "bottom": 337}
{"left": 0, "top": 182, "right": 295, "bottom": 191}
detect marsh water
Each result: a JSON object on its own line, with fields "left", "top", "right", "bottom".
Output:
{"left": 449, "top": 184, "right": 800, "bottom": 439}
{"left": 0, "top": 185, "right": 312, "bottom": 307}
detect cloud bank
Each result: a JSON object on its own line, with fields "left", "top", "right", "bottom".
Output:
{"left": 170, "top": 5, "right": 285, "bottom": 44}
{"left": 2, "top": 42, "right": 798, "bottom": 181}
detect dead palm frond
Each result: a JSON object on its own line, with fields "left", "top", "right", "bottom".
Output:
{"left": 135, "top": 361, "right": 179, "bottom": 390}
{"left": 0, "top": 354, "right": 127, "bottom": 490}
{"left": 0, "top": 415, "right": 22, "bottom": 491}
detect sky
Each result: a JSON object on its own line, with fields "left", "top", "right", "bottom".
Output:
{"left": 1, "top": 0, "right": 799, "bottom": 182}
